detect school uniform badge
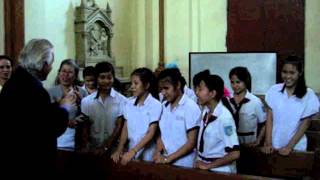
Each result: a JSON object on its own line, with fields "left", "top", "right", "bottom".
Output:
{"left": 224, "top": 125, "right": 233, "bottom": 136}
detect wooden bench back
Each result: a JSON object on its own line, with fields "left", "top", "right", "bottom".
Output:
{"left": 57, "top": 150, "right": 278, "bottom": 180}
{"left": 238, "top": 146, "right": 320, "bottom": 179}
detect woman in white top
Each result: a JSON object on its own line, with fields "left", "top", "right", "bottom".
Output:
{"left": 48, "top": 59, "right": 87, "bottom": 151}
{"left": 111, "top": 68, "right": 162, "bottom": 165}
{"left": 154, "top": 68, "right": 201, "bottom": 168}
{"left": 194, "top": 74, "right": 240, "bottom": 173}
{"left": 262, "top": 56, "right": 320, "bottom": 155}
{"left": 228, "top": 67, "right": 266, "bottom": 146}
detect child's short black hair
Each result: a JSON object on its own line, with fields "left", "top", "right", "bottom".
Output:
{"left": 193, "top": 69, "right": 210, "bottom": 88}
{"left": 94, "top": 61, "right": 115, "bottom": 78}
{"left": 202, "top": 74, "right": 224, "bottom": 101}
{"left": 82, "top": 66, "right": 95, "bottom": 78}
{"left": 229, "top": 66, "right": 252, "bottom": 92}
{"left": 157, "top": 68, "right": 186, "bottom": 92}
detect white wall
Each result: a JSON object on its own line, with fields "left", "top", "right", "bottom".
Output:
{"left": 25, "top": 0, "right": 133, "bottom": 88}
{"left": 305, "top": 0, "right": 320, "bottom": 92}
{"left": 24, "top": 0, "right": 320, "bottom": 92}
{"left": 164, "top": 0, "right": 227, "bottom": 84}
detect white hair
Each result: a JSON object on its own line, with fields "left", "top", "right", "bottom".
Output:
{"left": 19, "top": 39, "right": 54, "bottom": 77}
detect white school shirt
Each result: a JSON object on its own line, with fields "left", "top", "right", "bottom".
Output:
{"left": 229, "top": 91, "right": 266, "bottom": 144}
{"left": 159, "top": 85, "right": 197, "bottom": 103}
{"left": 81, "top": 88, "right": 127, "bottom": 148}
{"left": 183, "top": 86, "right": 197, "bottom": 102}
{"left": 159, "top": 94, "right": 201, "bottom": 168}
{"left": 197, "top": 102, "right": 239, "bottom": 173}
{"left": 124, "top": 93, "right": 162, "bottom": 161}
{"left": 265, "top": 84, "right": 320, "bottom": 150}
{"left": 81, "top": 84, "right": 96, "bottom": 95}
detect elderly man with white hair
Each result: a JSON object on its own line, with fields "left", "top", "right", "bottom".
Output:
{"left": 0, "top": 39, "right": 71, "bottom": 178}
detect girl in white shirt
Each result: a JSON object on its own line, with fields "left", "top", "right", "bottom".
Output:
{"left": 111, "top": 68, "right": 162, "bottom": 165}
{"left": 228, "top": 67, "right": 266, "bottom": 146}
{"left": 194, "top": 74, "right": 240, "bottom": 173}
{"left": 154, "top": 68, "right": 201, "bottom": 168}
{"left": 81, "top": 61, "right": 127, "bottom": 155}
{"left": 262, "top": 56, "right": 319, "bottom": 155}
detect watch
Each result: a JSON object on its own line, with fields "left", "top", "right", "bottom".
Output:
{"left": 163, "top": 156, "right": 168, "bottom": 163}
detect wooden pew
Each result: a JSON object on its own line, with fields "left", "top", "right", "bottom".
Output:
{"left": 306, "top": 119, "right": 320, "bottom": 151}
{"left": 306, "top": 130, "right": 320, "bottom": 151}
{"left": 309, "top": 119, "right": 320, "bottom": 131}
{"left": 57, "top": 150, "right": 278, "bottom": 180}
{"left": 238, "top": 146, "right": 320, "bottom": 179}
{"left": 103, "top": 157, "right": 278, "bottom": 180}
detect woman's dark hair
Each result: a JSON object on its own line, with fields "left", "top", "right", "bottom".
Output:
{"left": 157, "top": 68, "right": 186, "bottom": 93}
{"left": 82, "top": 66, "right": 95, "bottom": 78}
{"left": 131, "top": 67, "right": 159, "bottom": 99}
{"left": 229, "top": 66, "right": 252, "bottom": 92}
{"left": 202, "top": 74, "right": 225, "bottom": 101}
{"left": 282, "top": 55, "right": 307, "bottom": 98}
{"left": 94, "top": 61, "right": 115, "bottom": 78}
{"left": 55, "top": 59, "right": 80, "bottom": 85}
{"left": 0, "top": 55, "right": 14, "bottom": 64}
{"left": 82, "top": 66, "right": 96, "bottom": 88}
{"left": 94, "top": 61, "right": 123, "bottom": 91}
{"left": 193, "top": 69, "right": 210, "bottom": 88}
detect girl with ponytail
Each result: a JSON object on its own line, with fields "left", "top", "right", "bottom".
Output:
{"left": 111, "top": 68, "right": 162, "bottom": 165}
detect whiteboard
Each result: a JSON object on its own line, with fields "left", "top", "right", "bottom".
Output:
{"left": 189, "top": 52, "right": 277, "bottom": 95}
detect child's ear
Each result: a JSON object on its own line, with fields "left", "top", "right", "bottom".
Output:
{"left": 177, "top": 81, "right": 181, "bottom": 90}
{"left": 209, "top": 90, "right": 217, "bottom": 99}
{"left": 145, "top": 83, "right": 150, "bottom": 91}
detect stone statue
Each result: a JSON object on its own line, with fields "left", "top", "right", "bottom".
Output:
{"left": 100, "top": 28, "right": 109, "bottom": 55}
{"left": 81, "top": 0, "right": 97, "bottom": 8}
{"left": 75, "top": 2, "right": 115, "bottom": 68}
{"left": 88, "top": 23, "right": 100, "bottom": 56}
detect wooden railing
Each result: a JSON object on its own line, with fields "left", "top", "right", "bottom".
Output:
{"left": 66, "top": 114, "right": 320, "bottom": 179}
{"left": 238, "top": 146, "right": 320, "bottom": 179}
{"left": 56, "top": 150, "right": 278, "bottom": 180}
{"left": 57, "top": 148, "right": 320, "bottom": 180}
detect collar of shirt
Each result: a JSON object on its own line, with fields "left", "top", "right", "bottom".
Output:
{"left": 277, "top": 83, "right": 297, "bottom": 99}
{"left": 133, "top": 93, "right": 153, "bottom": 106}
{"left": 94, "top": 88, "right": 116, "bottom": 99}
{"left": 202, "top": 101, "right": 224, "bottom": 120}
{"left": 230, "top": 90, "right": 251, "bottom": 102}
{"left": 164, "top": 93, "right": 188, "bottom": 109}
{"left": 94, "top": 88, "right": 117, "bottom": 103}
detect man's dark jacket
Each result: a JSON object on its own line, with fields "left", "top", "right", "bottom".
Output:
{"left": 0, "top": 66, "right": 68, "bottom": 178}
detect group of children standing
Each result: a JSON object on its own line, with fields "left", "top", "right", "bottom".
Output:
{"left": 52, "top": 55, "right": 319, "bottom": 174}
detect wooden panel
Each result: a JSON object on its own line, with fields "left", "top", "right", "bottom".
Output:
{"left": 57, "top": 151, "right": 277, "bottom": 180}
{"left": 238, "top": 146, "right": 318, "bottom": 179}
{"left": 309, "top": 119, "right": 320, "bottom": 131}
{"left": 155, "top": 0, "right": 165, "bottom": 76}
{"left": 306, "top": 130, "right": 320, "bottom": 151}
{"left": 227, "top": 0, "right": 305, "bottom": 82}
{"left": 227, "top": 0, "right": 265, "bottom": 51}
{"left": 312, "top": 149, "right": 320, "bottom": 179}
{"left": 4, "top": 0, "right": 24, "bottom": 64}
